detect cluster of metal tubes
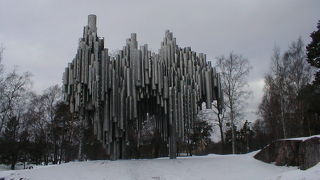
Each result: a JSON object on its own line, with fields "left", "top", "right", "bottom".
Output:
{"left": 63, "top": 15, "right": 223, "bottom": 160}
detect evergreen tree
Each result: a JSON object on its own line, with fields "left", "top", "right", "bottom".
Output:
{"left": 295, "top": 20, "right": 320, "bottom": 137}
{"left": 298, "top": 84, "right": 320, "bottom": 136}
{"left": 189, "top": 118, "right": 213, "bottom": 154}
{"left": 306, "top": 20, "right": 320, "bottom": 85}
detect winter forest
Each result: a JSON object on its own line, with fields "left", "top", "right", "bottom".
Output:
{"left": 0, "top": 1, "right": 320, "bottom": 180}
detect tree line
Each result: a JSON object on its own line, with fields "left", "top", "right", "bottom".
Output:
{"left": 253, "top": 21, "right": 320, "bottom": 148}
{"left": 0, "top": 20, "right": 319, "bottom": 169}
{"left": 207, "top": 20, "right": 320, "bottom": 154}
{"left": 0, "top": 47, "right": 81, "bottom": 169}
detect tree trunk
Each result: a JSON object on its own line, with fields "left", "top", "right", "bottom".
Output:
{"left": 53, "top": 142, "right": 58, "bottom": 164}
{"left": 231, "top": 121, "right": 235, "bottom": 154}
{"left": 10, "top": 155, "right": 16, "bottom": 170}
{"left": 280, "top": 98, "right": 287, "bottom": 139}
{"left": 59, "top": 136, "right": 65, "bottom": 164}
{"left": 230, "top": 103, "right": 236, "bottom": 154}
{"left": 10, "top": 162, "right": 15, "bottom": 170}
{"left": 217, "top": 114, "right": 225, "bottom": 153}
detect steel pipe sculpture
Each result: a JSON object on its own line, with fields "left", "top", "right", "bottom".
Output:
{"left": 63, "top": 14, "right": 223, "bottom": 160}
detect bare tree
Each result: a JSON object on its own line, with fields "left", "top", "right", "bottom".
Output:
{"left": 0, "top": 69, "right": 32, "bottom": 133}
{"left": 216, "top": 52, "right": 252, "bottom": 154}
{"left": 0, "top": 45, "right": 5, "bottom": 129}
{"left": 259, "top": 38, "right": 312, "bottom": 139}
{"left": 211, "top": 101, "right": 226, "bottom": 152}
{"left": 41, "top": 85, "right": 63, "bottom": 164}
{"left": 0, "top": 45, "right": 4, "bottom": 76}
{"left": 42, "top": 85, "right": 62, "bottom": 123}
{"left": 23, "top": 86, "right": 65, "bottom": 165}
{"left": 0, "top": 69, "right": 32, "bottom": 169}
{"left": 0, "top": 46, "right": 32, "bottom": 133}
{"left": 270, "top": 47, "right": 288, "bottom": 138}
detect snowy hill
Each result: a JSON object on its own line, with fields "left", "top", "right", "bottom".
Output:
{"left": 0, "top": 152, "right": 319, "bottom": 180}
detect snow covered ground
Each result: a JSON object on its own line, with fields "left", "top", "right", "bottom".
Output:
{"left": 283, "top": 134, "right": 320, "bottom": 141}
{"left": 268, "top": 163, "right": 320, "bottom": 180}
{"left": 0, "top": 152, "right": 318, "bottom": 180}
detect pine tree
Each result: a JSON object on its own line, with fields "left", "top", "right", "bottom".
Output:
{"left": 189, "top": 118, "right": 213, "bottom": 154}
{"left": 306, "top": 20, "right": 320, "bottom": 85}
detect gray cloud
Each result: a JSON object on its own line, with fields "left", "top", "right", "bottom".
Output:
{"left": 0, "top": 0, "right": 319, "bottom": 122}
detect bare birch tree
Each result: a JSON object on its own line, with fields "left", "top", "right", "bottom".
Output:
{"left": 259, "top": 38, "right": 312, "bottom": 139}
{"left": 216, "top": 52, "right": 252, "bottom": 154}
{"left": 0, "top": 70, "right": 32, "bottom": 132}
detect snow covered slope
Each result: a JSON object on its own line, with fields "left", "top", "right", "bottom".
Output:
{"left": 268, "top": 163, "right": 320, "bottom": 180}
{"left": 0, "top": 152, "right": 317, "bottom": 180}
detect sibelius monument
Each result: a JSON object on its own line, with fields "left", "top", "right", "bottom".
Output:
{"left": 63, "top": 14, "right": 223, "bottom": 160}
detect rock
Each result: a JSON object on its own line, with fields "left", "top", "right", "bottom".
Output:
{"left": 254, "top": 135, "right": 320, "bottom": 170}
{"left": 298, "top": 137, "right": 320, "bottom": 170}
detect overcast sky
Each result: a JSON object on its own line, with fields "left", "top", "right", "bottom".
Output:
{"left": 0, "top": 0, "right": 319, "bottom": 123}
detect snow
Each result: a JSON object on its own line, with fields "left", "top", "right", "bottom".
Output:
{"left": 282, "top": 134, "right": 320, "bottom": 141}
{"left": 0, "top": 163, "right": 37, "bottom": 171}
{"left": 0, "top": 152, "right": 317, "bottom": 180}
{"left": 268, "top": 163, "right": 320, "bottom": 180}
